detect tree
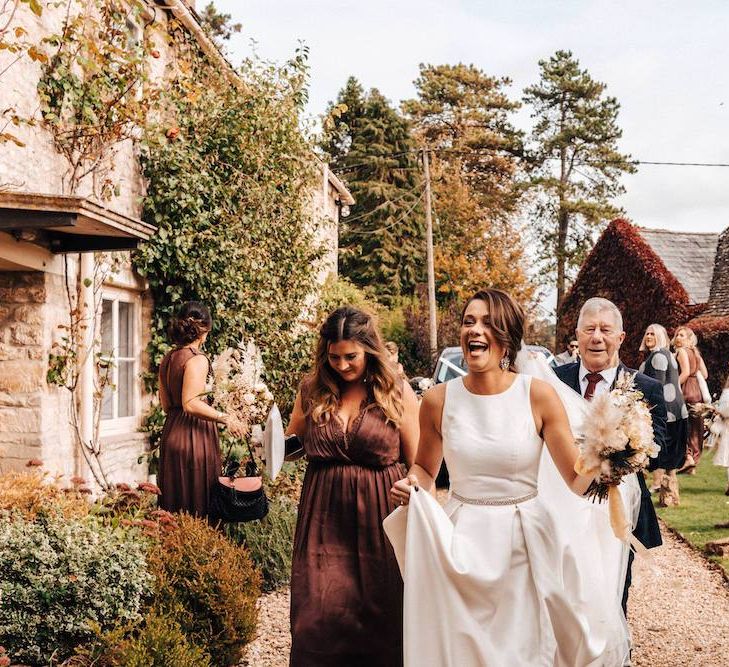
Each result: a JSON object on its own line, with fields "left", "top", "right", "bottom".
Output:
{"left": 321, "top": 77, "right": 424, "bottom": 305}
{"left": 523, "top": 50, "right": 636, "bottom": 313}
{"left": 403, "top": 63, "right": 533, "bottom": 304}
{"left": 199, "top": 2, "right": 242, "bottom": 44}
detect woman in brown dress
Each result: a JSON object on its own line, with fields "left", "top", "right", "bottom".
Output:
{"left": 157, "top": 301, "right": 244, "bottom": 519}
{"left": 287, "top": 306, "right": 420, "bottom": 667}
{"left": 673, "top": 325, "right": 709, "bottom": 473}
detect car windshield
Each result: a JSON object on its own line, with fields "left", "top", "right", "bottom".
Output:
{"left": 434, "top": 344, "right": 555, "bottom": 383}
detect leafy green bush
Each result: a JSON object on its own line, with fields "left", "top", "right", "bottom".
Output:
{"left": 114, "top": 609, "right": 211, "bottom": 667}
{"left": 64, "top": 606, "right": 210, "bottom": 667}
{"left": 136, "top": 34, "right": 322, "bottom": 416}
{"left": 147, "top": 513, "right": 260, "bottom": 666}
{"left": 0, "top": 512, "right": 153, "bottom": 665}
{"left": 226, "top": 494, "right": 298, "bottom": 592}
{"left": 314, "top": 275, "right": 380, "bottom": 323}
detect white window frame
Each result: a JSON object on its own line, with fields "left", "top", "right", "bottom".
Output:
{"left": 99, "top": 287, "right": 141, "bottom": 436}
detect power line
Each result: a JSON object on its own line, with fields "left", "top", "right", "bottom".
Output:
{"left": 343, "top": 190, "right": 424, "bottom": 236}
{"left": 327, "top": 146, "right": 729, "bottom": 172}
{"left": 337, "top": 182, "right": 423, "bottom": 227}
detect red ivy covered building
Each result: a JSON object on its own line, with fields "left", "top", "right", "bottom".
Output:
{"left": 557, "top": 218, "right": 729, "bottom": 394}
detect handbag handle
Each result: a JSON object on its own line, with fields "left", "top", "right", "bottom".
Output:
{"left": 221, "top": 433, "right": 258, "bottom": 479}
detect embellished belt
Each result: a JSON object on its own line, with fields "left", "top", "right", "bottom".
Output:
{"left": 451, "top": 489, "right": 537, "bottom": 506}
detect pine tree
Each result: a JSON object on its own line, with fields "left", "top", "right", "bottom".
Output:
{"left": 321, "top": 78, "right": 423, "bottom": 305}
{"left": 403, "top": 64, "right": 533, "bottom": 304}
{"left": 523, "top": 50, "right": 636, "bottom": 313}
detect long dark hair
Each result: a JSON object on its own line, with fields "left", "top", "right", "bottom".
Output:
{"left": 168, "top": 301, "right": 212, "bottom": 346}
{"left": 303, "top": 306, "right": 403, "bottom": 425}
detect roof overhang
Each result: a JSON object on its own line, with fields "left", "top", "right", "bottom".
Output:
{"left": 327, "top": 168, "right": 355, "bottom": 206}
{"left": 0, "top": 192, "right": 155, "bottom": 254}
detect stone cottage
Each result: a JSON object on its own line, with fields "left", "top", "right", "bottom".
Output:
{"left": 0, "top": 0, "right": 352, "bottom": 484}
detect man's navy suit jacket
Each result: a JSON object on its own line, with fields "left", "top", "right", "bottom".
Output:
{"left": 553, "top": 361, "right": 666, "bottom": 549}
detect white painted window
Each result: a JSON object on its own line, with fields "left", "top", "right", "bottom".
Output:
{"left": 99, "top": 289, "right": 140, "bottom": 434}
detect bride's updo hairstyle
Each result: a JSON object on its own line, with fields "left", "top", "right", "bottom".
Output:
{"left": 169, "top": 301, "right": 212, "bottom": 346}
{"left": 461, "top": 289, "right": 524, "bottom": 371}
{"left": 304, "top": 306, "right": 404, "bottom": 426}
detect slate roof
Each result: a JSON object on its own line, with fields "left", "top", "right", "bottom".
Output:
{"left": 637, "top": 227, "right": 719, "bottom": 305}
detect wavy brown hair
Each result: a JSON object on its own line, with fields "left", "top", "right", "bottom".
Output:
{"left": 303, "top": 306, "right": 403, "bottom": 426}
{"left": 461, "top": 288, "right": 524, "bottom": 371}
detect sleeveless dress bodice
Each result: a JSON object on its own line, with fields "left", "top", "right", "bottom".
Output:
{"left": 442, "top": 374, "right": 541, "bottom": 499}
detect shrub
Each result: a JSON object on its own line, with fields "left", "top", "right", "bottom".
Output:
{"left": 0, "top": 512, "right": 153, "bottom": 665}
{"left": 0, "top": 470, "right": 90, "bottom": 520}
{"left": 147, "top": 513, "right": 260, "bottom": 666}
{"left": 66, "top": 607, "right": 211, "bottom": 667}
{"left": 227, "top": 494, "right": 298, "bottom": 592}
{"left": 380, "top": 293, "right": 462, "bottom": 377}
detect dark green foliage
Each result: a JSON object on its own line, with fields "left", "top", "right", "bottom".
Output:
{"left": 67, "top": 607, "right": 211, "bottom": 667}
{"left": 321, "top": 77, "right": 424, "bottom": 305}
{"left": 135, "top": 35, "right": 321, "bottom": 413}
{"left": 523, "top": 50, "right": 637, "bottom": 310}
{"left": 226, "top": 494, "right": 298, "bottom": 592}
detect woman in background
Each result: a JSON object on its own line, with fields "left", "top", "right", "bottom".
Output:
{"left": 710, "top": 366, "right": 729, "bottom": 495}
{"left": 673, "top": 326, "right": 708, "bottom": 474}
{"left": 639, "top": 323, "right": 688, "bottom": 505}
{"left": 157, "top": 301, "right": 244, "bottom": 520}
{"left": 286, "top": 306, "right": 419, "bottom": 666}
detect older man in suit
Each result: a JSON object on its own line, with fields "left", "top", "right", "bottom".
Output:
{"left": 554, "top": 297, "right": 667, "bottom": 616}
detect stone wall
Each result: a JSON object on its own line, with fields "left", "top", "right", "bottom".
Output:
{"left": 0, "top": 266, "right": 149, "bottom": 485}
{"left": 0, "top": 270, "right": 68, "bottom": 471}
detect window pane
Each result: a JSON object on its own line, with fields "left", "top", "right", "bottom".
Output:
{"left": 100, "top": 299, "right": 113, "bottom": 357}
{"left": 101, "top": 380, "right": 113, "bottom": 419}
{"left": 118, "top": 301, "right": 134, "bottom": 357}
{"left": 118, "top": 360, "right": 134, "bottom": 417}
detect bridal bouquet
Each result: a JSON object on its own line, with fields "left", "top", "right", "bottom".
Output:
{"left": 702, "top": 400, "right": 729, "bottom": 447}
{"left": 575, "top": 371, "right": 660, "bottom": 540}
{"left": 210, "top": 339, "right": 274, "bottom": 438}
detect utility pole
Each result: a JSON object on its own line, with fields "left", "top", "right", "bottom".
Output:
{"left": 423, "top": 148, "right": 438, "bottom": 361}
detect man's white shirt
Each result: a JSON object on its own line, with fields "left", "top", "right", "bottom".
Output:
{"left": 578, "top": 362, "right": 618, "bottom": 399}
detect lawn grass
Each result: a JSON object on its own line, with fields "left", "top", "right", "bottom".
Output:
{"left": 653, "top": 450, "right": 729, "bottom": 574}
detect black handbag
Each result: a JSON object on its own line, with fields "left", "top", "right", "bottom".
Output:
{"left": 212, "top": 441, "right": 269, "bottom": 523}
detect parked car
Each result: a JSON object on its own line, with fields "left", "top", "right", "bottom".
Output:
{"left": 432, "top": 343, "right": 556, "bottom": 385}
{"left": 431, "top": 343, "right": 557, "bottom": 487}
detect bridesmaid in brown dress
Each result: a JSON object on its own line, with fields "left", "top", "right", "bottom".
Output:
{"left": 673, "top": 325, "right": 709, "bottom": 473}
{"left": 287, "top": 306, "right": 420, "bottom": 667}
{"left": 157, "top": 301, "right": 245, "bottom": 519}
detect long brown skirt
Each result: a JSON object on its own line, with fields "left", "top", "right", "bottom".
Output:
{"left": 158, "top": 407, "right": 220, "bottom": 521}
{"left": 290, "top": 460, "right": 405, "bottom": 667}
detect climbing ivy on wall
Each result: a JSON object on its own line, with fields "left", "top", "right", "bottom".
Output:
{"left": 135, "top": 27, "right": 322, "bottom": 413}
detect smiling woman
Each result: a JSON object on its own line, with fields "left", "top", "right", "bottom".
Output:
{"left": 284, "top": 306, "right": 420, "bottom": 666}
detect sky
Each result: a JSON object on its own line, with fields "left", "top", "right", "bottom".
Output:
{"left": 214, "top": 0, "right": 729, "bottom": 237}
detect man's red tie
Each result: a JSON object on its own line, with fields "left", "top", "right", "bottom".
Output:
{"left": 584, "top": 372, "right": 604, "bottom": 401}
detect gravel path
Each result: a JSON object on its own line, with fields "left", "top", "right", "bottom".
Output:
{"left": 240, "top": 522, "right": 729, "bottom": 666}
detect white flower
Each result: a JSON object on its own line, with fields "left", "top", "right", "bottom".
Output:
{"left": 243, "top": 393, "right": 256, "bottom": 406}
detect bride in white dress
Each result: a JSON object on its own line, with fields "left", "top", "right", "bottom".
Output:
{"left": 387, "top": 289, "right": 634, "bottom": 666}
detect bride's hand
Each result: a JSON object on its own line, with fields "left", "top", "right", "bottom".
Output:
{"left": 390, "top": 474, "right": 419, "bottom": 507}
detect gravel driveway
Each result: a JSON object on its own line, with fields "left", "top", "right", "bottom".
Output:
{"left": 240, "top": 521, "right": 729, "bottom": 666}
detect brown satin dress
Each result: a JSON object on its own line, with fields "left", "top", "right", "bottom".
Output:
{"left": 157, "top": 347, "right": 221, "bottom": 520}
{"left": 682, "top": 347, "right": 704, "bottom": 465}
{"left": 290, "top": 399, "right": 406, "bottom": 667}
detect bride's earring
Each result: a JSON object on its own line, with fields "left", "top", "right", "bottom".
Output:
{"left": 499, "top": 355, "right": 510, "bottom": 371}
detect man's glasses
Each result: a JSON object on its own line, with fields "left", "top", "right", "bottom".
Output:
{"left": 569, "top": 345, "right": 579, "bottom": 350}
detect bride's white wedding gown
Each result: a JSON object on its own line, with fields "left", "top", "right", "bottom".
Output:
{"left": 384, "top": 374, "right": 631, "bottom": 667}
